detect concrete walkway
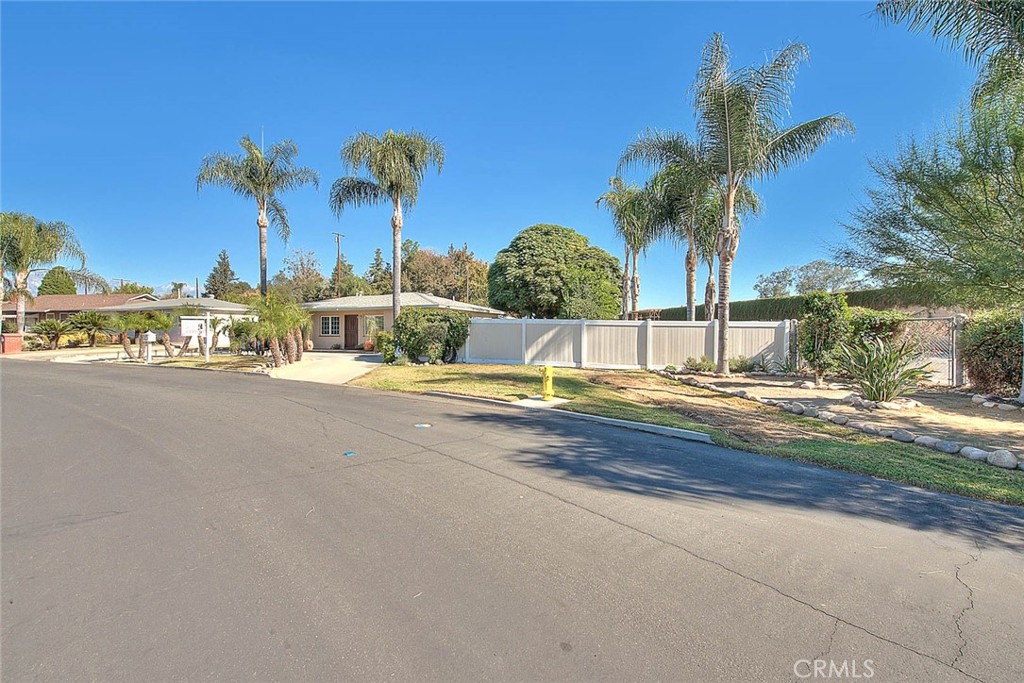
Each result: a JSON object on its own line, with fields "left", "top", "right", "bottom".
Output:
{"left": 268, "top": 350, "right": 381, "bottom": 385}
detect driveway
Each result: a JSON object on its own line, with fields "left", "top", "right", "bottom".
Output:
{"left": 268, "top": 350, "right": 381, "bottom": 385}
{"left": 2, "top": 361, "right": 1021, "bottom": 681}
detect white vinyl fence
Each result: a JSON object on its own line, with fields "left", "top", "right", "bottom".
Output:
{"left": 460, "top": 318, "right": 794, "bottom": 370}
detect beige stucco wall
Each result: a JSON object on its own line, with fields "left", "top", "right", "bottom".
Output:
{"left": 310, "top": 309, "right": 394, "bottom": 350}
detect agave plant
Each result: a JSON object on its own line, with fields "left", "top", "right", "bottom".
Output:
{"left": 840, "top": 337, "right": 933, "bottom": 402}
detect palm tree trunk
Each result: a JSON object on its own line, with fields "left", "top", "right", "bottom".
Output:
{"left": 258, "top": 204, "right": 269, "bottom": 297}
{"left": 14, "top": 270, "right": 27, "bottom": 332}
{"left": 621, "top": 244, "right": 630, "bottom": 320}
{"left": 294, "top": 326, "right": 304, "bottom": 361}
{"left": 284, "top": 330, "right": 297, "bottom": 363}
{"left": 269, "top": 336, "right": 283, "bottom": 368}
{"left": 704, "top": 260, "right": 716, "bottom": 322}
{"left": 177, "top": 336, "right": 192, "bottom": 357}
{"left": 197, "top": 333, "right": 208, "bottom": 358}
{"left": 716, "top": 190, "right": 739, "bottom": 375}
{"left": 161, "top": 332, "right": 175, "bottom": 358}
{"left": 391, "top": 196, "right": 404, "bottom": 322}
{"left": 121, "top": 334, "right": 136, "bottom": 359}
{"left": 630, "top": 248, "right": 640, "bottom": 317}
{"left": 685, "top": 226, "right": 698, "bottom": 322}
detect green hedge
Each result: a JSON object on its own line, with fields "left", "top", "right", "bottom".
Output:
{"left": 393, "top": 309, "right": 470, "bottom": 363}
{"left": 960, "top": 310, "right": 1022, "bottom": 394}
{"left": 659, "top": 287, "right": 935, "bottom": 321}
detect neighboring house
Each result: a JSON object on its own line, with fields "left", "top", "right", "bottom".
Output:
{"left": 1, "top": 293, "right": 159, "bottom": 328}
{"left": 303, "top": 293, "right": 504, "bottom": 350}
{"left": 94, "top": 296, "right": 253, "bottom": 349}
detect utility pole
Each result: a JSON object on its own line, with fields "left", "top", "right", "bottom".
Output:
{"left": 332, "top": 232, "right": 344, "bottom": 296}
{"left": 195, "top": 277, "right": 200, "bottom": 299}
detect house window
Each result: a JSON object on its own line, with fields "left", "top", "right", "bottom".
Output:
{"left": 364, "top": 315, "right": 385, "bottom": 337}
{"left": 320, "top": 315, "right": 340, "bottom": 336}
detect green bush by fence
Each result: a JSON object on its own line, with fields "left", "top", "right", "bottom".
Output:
{"left": 393, "top": 309, "right": 470, "bottom": 363}
{"left": 658, "top": 287, "right": 935, "bottom": 321}
{"left": 960, "top": 310, "right": 1023, "bottom": 394}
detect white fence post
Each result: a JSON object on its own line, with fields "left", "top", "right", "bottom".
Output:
{"left": 643, "top": 319, "right": 653, "bottom": 369}
{"left": 711, "top": 318, "right": 719, "bottom": 365}
{"left": 579, "top": 319, "right": 587, "bottom": 369}
{"left": 521, "top": 318, "right": 527, "bottom": 364}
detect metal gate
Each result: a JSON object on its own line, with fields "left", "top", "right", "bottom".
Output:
{"left": 901, "top": 317, "right": 960, "bottom": 386}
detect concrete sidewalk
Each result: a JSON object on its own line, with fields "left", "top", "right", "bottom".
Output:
{"left": 268, "top": 350, "right": 381, "bottom": 385}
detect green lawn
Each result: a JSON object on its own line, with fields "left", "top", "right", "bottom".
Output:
{"left": 351, "top": 363, "right": 1024, "bottom": 506}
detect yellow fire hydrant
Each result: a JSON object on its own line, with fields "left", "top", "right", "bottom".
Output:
{"left": 541, "top": 365, "right": 555, "bottom": 401}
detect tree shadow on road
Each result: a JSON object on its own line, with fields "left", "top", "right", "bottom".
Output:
{"left": 448, "top": 408, "right": 1024, "bottom": 553}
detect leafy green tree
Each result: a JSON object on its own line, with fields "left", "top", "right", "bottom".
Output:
{"left": 837, "top": 84, "right": 1024, "bottom": 308}
{"left": 1, "top": 212, "right": 106, "bottom": 332}
{"left": 113, "top": 281, "right": 154, "bottom": 295}
{"left": 876, "top": 0, "right": 1024, "bottom": 103}
{"left": 798, "top": 291, "right": 851, "bottom": 386}
{"left": 328, "top": 130, "right": 445, "bottom": 320}
{"left": 197, "top": 136, "right": 319, "bottom": 295}
{"left": 488, "top": 224, "right": 622, "bottom": 319}
{"left": 402, "top": 243, "right": 489, "bottom": 304}
{"left": 68, "top": 311, "right": 112, "bottom": 347}
{"left": 38, "top": 266, "right": 77, "bottom": 295}
{"left": 793, "top": 260, "right": 864, "bottom": 295}
{"left": 694, "top": 33, "right": 853, "bottom": 373}
{"left": 328, "top": 252, "right": 367, "bottom": 297}
{"left": 363, "top": 248, "right": 393, "bottom": 294}
{"left": 754, "top": 268, "right": 794, "bottom": 298}
{"left": 271, "top": 248, "right": 329, "bottom": 302}
{"left": 205, "top": 250, "right": 239, "bottom": 298}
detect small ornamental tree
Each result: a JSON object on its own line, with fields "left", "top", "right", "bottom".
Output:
{"left": 393, "top": 309, "right": 470, "bottom": 363}
{"left": 798, "top": 291, "right": 851, "bottom": 386}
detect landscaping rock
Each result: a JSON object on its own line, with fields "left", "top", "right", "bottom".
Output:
{"left": 848, "top": 421, "right": 865, "bottom": 430}
{"left": 960, "top": 447, "right": 990, "bottom": 461}
{"left": 997, "top": 403, "right": 1020, "bottom": 412}
{"left": 843, "top": 393, "right": 859, "bottom": 403}
{"left": 799, "top": 381, "right": 816, "bottom": 390}
{"left": 746, "top": 395, "right": 761, "bottom": 403}
{"left": 891, "top": 429, "right": 916, "bottom": 443}
{"left": 763, "top": 399, "right": 777, "bottom": 406}
{"left": 790, "top": 402, "right": 805, "bottom": 415}
{"left": 862, "top": 424, "right": 880, "bottom": 435}
{"left": 876, "top": 401, "right": 903, "bottom": 411}
{"left": 733, "top": 390, "right": 748, "bottom": 398}
{"left": 879, "top": 429, "right": 895, "bottom": 438}
{"left": 982, "top": 402, "right": 997, "bottom": 408}
{"left": 934, "top": 440, "right": 962, "bottom": 454}
{"left": 828, "top": 383, "right": 850, "bottom": 390}
{"left": 817, "top": 411, "right": 835, "bottom": 421}
{"left": 987, "top": 450, "right": 1019, "bottom": 469}
{"left": 803, "top": 407, "right": 819, "bottom": 418}
{"left": 971, "top": 395, "right": 987, "bottom": 404}
{"left": 913, "top": 436, "right": 939, "bottom": 448}
{"left": 831, "top": 415, "right": 849, "bottom": 425}
{"left": 862, "top": 400, "right": 878, "bottom": 409}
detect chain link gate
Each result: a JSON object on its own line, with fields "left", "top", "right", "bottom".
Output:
{"left": 901, "top": 317, "right": 961, "bottom": 386}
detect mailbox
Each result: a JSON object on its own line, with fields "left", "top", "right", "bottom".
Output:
{"left": 142, "top": 331, "right": 157, "bottom": 344}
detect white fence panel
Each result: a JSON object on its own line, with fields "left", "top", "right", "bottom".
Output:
{"left": 525, "top": 320, "right": 579, "bottom": 367}
{"left": 584, "top": 320, "right": 644, "bottom": 369}
{"left": 726, "top": 321, "right": 789, "bottom": 365}
{"left": 648, "top": 321, "right": 715, "bottom": 369}
{"left": 462, "top": 318, "right": 523, "bottom": 364}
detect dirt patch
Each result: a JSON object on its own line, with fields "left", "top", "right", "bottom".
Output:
{"left": 649, "top": 373, "right": 1023, "bottom": 451}
{"left": 589, "top": 372, "right": 852, "bottom": 448}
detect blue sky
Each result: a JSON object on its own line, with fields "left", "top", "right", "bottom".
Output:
{"left": 2, "top": 1, "right": 975, "bottom": 306}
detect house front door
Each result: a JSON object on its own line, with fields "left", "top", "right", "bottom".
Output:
{"left": 344, "top": 315, "right": 360, "bottom": 349}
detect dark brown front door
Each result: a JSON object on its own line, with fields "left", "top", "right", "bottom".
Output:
{"left": 344, "top": 315, "right": 360, "bottom": 349}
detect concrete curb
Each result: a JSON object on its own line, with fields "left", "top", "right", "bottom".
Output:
{"left": 424, "top": 391, "right": 714, "bottom": 445}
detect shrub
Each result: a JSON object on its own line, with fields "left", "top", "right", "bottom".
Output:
{"left": 684, "top": 356, "right": 716, "bottom": 372}
{"left": 728, "top": 356, "right": 755, "bottom": 373}
{"left": 661, "top": 286, "right": 935, "bottom": 321}
{"left": 664, "top": 364, "right": 677, "bottom": 372}
{"left": 374, "top": 330, "right": 398, "bottom": 363}
{"left": 1, "top": 320, "right": 17, "bottom": 333}
{"left": 848, "top": 307, "right": 906, "bottom": 344}
{"left": 798, "top": 292, "right": 851, "bottom": 385}
{"left": 840, "top": 337, "right": 933, "bottom": 402}
{"left": 31, "top": 319, "right": 73, "bottom": 349}
{"left": 961, "top": 309, "right": 1023, "bottom": 394}
{"left": 393, "top": 309, "right": 470, "bottom": 362}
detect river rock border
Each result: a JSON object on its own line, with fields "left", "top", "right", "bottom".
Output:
{"left": 653, "top": 370, "right": 1023, "bottom": 472}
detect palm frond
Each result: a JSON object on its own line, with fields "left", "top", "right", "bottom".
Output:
{"left": 266, "top": 195, "right": 290, "bottom": 242}
{"left": 762, "top": 114, "right": 855, "bottom": 177}
{"left": 328, "top": 177, "right": 388, "bottom": 217}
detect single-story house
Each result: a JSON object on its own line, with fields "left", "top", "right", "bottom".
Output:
{"left": 302, "top": 293, "right": 505, "bottom": 350}
{"left": 1, "top": 293, "right": 158, "bottom": 328}
{"left": 94, "top": 296, "right": 253, "bottom": 349}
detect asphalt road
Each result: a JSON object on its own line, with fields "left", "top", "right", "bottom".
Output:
{"left": 2, "top": 361, "right": 1022, "bottom": 682}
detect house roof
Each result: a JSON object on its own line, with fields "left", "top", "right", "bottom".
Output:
{"left": 1, "top": 293, "right": 157, "bottom": 314}
{"left": 93, "top": 297, "right": 250, "bottom": 314}
{"left": 302, "top": 292, "right": 505, "bottom": 316}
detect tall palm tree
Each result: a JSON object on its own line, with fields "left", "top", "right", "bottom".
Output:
{"left": 694, "top": 34, "right": 853, "bottom": 373}
{"left": 170, "top": 281, "right": 187, "bottom": 298}
{"left": 196, "top": 136, "right": 319, "bottom": 296}
{"left": 694, "top": 184, "right": 760, "bottom": 321}
{"left": 328, "top": 130, "right": 445, "bottom": 321}
{"left": 619, "top": 131, "right": 715, "bottom": 321}
{"left": 0, "top": 212, "right": 104, "bottom": 332}
{"left": 876, "top": 0, "right": 1024, "bottom": 102}
{"left": 596, "top": 178, "right": 659, "bottom": 318}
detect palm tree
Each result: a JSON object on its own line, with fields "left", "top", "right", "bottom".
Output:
{"left": 619, "top": 132, "right": 715, "bottom": 321}
{"left": 110, "top": 314, "right": 139, "bottom": 359}
{"left": 596, "top": 178, "right": 659, "bottom": 318}
{"left": 170, "top": 281, "right": 187, "bottom": 298}
{"left": 196, "top": 136, "right": 319, "bottom": 296}
{"left": 0, "top": 212, "right": 105, "bottom": 332}
{"left": 68, "top": 311, "right": 112, "bottom": 347}
{"left": 694, "top": 34, "right": 853, "bottom": 373}
{"left": 328, "top": 130, "right": 445, "bottom": 321}
{"left": 32, "top": 319, "right": 73, "bottom": 350}
{"left": 249, "top": 293, "right": 294, "bottom": 368}
{"left": 147, "top": 312, "right": 176, "bottom": 357}
{"left": 876, "top": 0, "right": 1024, "bottom": 102}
